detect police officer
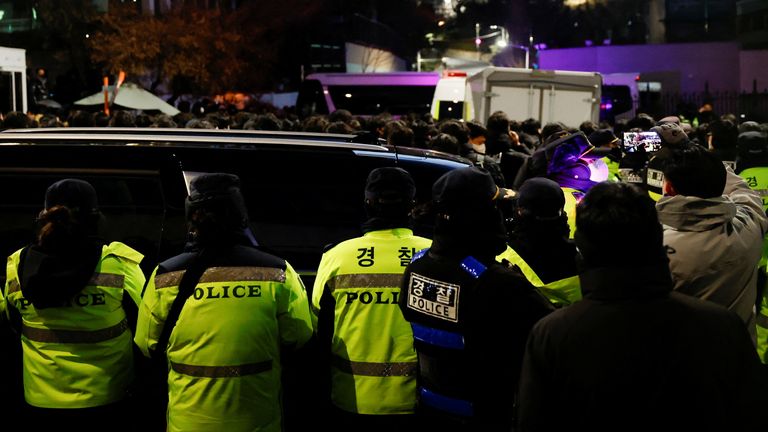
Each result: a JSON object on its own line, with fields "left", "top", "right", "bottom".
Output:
{"left": 2, "top": 179, "right": 145, "bottom": 431}
{"left": 312, "top": 167, "right": 430, "bottom": 431}
{"left": 499, "top": 177, "right": 581, "bottom": 306}
{"left": 134, "top": 173, "right": 313, "bottom": 432}
{"left": 399, "top": 167, "right": 554, "bottom": 431}
{"left": 737, "top": 131, "right": 768, "bottom": 363}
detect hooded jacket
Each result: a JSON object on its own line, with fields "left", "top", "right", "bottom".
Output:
{"left": 656, "top": 167, "right": 768, "bottom": 342}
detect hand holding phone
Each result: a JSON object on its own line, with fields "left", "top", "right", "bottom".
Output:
{"left": 623, "top": 131, "right": 662, "bottom": 153}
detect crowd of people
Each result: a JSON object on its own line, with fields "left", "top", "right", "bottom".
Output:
{"left": 2, "top": 103, "right": 768, "bottom": 431}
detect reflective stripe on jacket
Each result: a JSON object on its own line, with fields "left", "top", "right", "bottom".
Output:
{"left": 135, "top": 253, "right": 312, "bottom": 432}
{"left": 497, "top": 246, "right": 581, "bottom": 306}
{"left": 3, "top": 242, "right": 144, "bottom": 408}
{"left": 312, "top": 228, "right": 431, "bottom": 415}
{"left": 562, "top": 187, "right": 585, "bottom": 240}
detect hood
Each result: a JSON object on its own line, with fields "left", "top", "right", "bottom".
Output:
{"left": 19, "top": 240, "right": 104, "bottom": 309}
{"left": 656, "top": 195, "right": 737, "bottom": 231}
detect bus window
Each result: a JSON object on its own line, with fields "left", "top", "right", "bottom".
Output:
{"left": 297, "top": 72, "right": 441, "bottom": 119}
{"left": 327, "top": 85, "right": 435, "bottom": 117}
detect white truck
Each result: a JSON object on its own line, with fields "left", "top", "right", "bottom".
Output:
{"left": 465, "top": 67, "right": 602, "bottom": 127}
{"left": 0, "top": 46, "right": 27, "bottom": 113}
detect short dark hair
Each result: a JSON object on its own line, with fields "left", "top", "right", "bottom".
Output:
{"left": 659, "top": 145, "right": 726, "bottom": 199}
{"left": 486, "top": 111, "right": 510, "bottom": 135}
{"left": 439, "top": 120, "right": 469, "bottom": 144}
{"left": 575, "top": 182, "right": 664, "bottom": 266}
{"left": 466, "top": 121, "right": 487, "bottom": 139}
{"left": 429, "top": 133, "right": 459, "bottom": 155}
{"left": 521, "top": 118, "right": 541, "bottom": 136}
{"left": 541, "top": 122, "right": 568, "bottom": 142}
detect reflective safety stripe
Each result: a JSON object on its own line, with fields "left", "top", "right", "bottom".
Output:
{"left": 413, "top": 248, "right": 428, "bottom": 262}
{"left": 155, "top": 270, "right": 185, "bottom": 289}
{"left": 7, "top": 279, "right": 20, "bottom": 294}
{"left": 757, "top": 312, "right": 768, "bottom": 328}
{"left": 22, "top": 319, "right": 128, "bottom": 344}
{"left": 411, "top": 322, "right": 464, "bottom": 350}
{"left": 459, "top": 256, "right": 486, "bottom": 279}
{"left": 331, "top": 354, "right": 417, "bottom": 377}
{"left": 419, "top": 387, "right": 473, "bottom": 417}
{"left": 199, "top": 267, "right": 285, "bottom": 283}
{"left": 329, "top": 273, "right": 403, "bottom": 291}
{"left": 171, "top": 360, "right": 272, "bottom": 378}
{"left": 87, "top": 273, "right": 124, "bottom": 288}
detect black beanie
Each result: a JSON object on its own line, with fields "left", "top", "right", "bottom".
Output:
{"left": 44, "top": 179, "right": 99, "bottom": 214}
{"left": 365, "top": 167, "right": 416, "bottom": 205}
{"left": 185, "top": 173, "right": 249, "bottom": 228}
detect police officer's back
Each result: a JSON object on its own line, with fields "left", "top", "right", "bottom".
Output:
{"left": 134, "top": 173, "right": 313, "bottom": 432}
{"left": 398, "top": 167, "right": 554, "bottom": 431}
{"left": 2, "top": 179, "right": 145, "bottom": 432}
{"left": 312, "top": 167, "right": 430, "bottom": 431}
{"left": 501, "top": 177, "right": 581, "bottom": 306}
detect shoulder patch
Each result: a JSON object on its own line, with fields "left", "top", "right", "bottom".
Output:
{"left": 412, "top": 248, "right": 429, "bottom": 262}
{"left": 405, "top": 272, "right": 460, "bottom": 323}
{"left": 104, "top": 242, "right": 144, "bottom": 264}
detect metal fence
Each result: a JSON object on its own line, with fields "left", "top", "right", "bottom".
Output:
{"left": 652, "top": 91, "right": 768, "bottom": 123}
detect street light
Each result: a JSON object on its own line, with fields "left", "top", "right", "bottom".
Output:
{"left": 474, "top": 24, "right": 509, "bottom": 59}
{"left": 475, "top": 23, "right": 481, "bottom": 60}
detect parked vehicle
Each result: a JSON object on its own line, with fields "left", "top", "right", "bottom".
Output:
{"left": 0, "top": 46, "right": 27, "bottom": 113}
{"left": 465, "top": 67, "right": 603, "bottom": 126}
{"left": 0, "top": 129, "right": 469, "bottom": 290}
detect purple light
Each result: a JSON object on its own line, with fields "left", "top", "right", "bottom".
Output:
{"left": 475, "top": 38, "right": 481, "bottom": 46}
{"left": 584, "top": 40, "right": 593, "bottom": 47}
{"left": 534, "top": 43, "right": 548, "bottom": 50}
{"left": 602, "top": 38, "right": 612, "bottom": 45}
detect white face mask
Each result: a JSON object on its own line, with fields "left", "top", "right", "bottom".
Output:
{"left": 472, "top": 142, "right": 486, "bottom": 155}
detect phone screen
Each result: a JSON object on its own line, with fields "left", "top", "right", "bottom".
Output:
{"left": 623, "top": 132, "right": 662, "bottom": 153}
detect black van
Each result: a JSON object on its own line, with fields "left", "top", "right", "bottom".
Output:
{"left": 0, "top": 128, "right": 470, "bottom": 428}
{"left": 0, "top": 129, "right": 469, "bottom": 288}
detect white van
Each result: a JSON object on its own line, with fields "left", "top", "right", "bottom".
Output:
{"left": 430, "top": 71, "right": 471, "bottom": 121}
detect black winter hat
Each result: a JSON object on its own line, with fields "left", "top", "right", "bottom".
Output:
{"left": 516, "top": 177, "right": 565, "bottom": 220}
{"left": 365, "top": 167, "right": 416, "bottom": 205}
{"left": 44, "top": 179, "right": 98, "bottom": 214}
{"left": 185, "top": 173, "right": 249, "bottom": 226}
{"left": 433, "top": 167, "right": 512, "bottom": 217}
{"left": 738, "top": 131, "right": 768, "bottom": 158}
{"left": 588, "top": 129, "right": 619, "bottom": 148}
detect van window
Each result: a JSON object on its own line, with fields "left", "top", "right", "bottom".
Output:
{"left": 0, "top": 171, "right": 167, "bottom": 280}
{"left": 177, "top": 147, "right": 392, "bottom": 284}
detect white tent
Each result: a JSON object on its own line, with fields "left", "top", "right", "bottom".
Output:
{"left": 75, "top": 82, "right": 180, "bottom": 115}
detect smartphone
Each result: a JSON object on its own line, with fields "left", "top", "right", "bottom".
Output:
{"left": 623, "top": 131, "right": 662, "bottom": 153}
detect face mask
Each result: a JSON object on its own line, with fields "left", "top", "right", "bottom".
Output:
{"left": 472, "top": 142, "right": 486, "bottom": 155}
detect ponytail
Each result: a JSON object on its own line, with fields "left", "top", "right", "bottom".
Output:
{"left": 36, "top": 205, "right": 80, "bottom": 250}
